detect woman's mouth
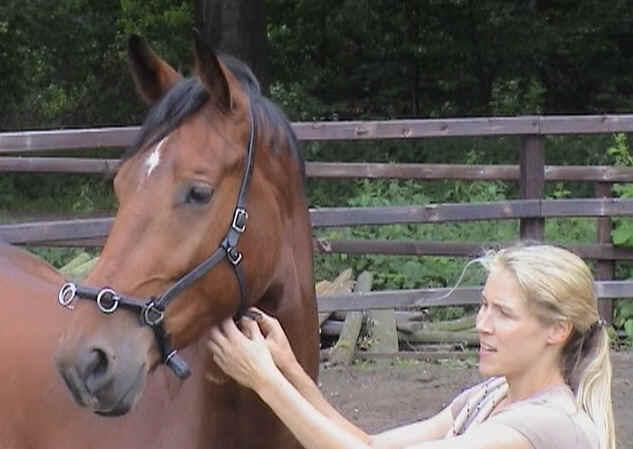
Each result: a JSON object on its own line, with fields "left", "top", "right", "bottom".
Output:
{"left": 479, "top": 342, "right": 497, "bottom": 355}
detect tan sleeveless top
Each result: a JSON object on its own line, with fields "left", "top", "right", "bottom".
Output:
{"left": 448, "top": 377, "right": 600, "bottom": 449}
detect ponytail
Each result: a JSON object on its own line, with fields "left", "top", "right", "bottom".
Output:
{"left": 571, "top": 327, "right": 615, "bottom": 449}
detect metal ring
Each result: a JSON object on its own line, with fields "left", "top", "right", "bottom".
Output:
{"left": 58, "top": 282, "right": 77, "bottom": 308}
{"left": 96, "top": 288, "right": 119, "bottom": 314}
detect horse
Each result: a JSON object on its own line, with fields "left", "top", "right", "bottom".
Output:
{"left": 2, "top": 34, "right": 319, "bottom": 449}
{"left": 0, "top": 241, "right": 216, "bottom": 447}
{"left": 0, "top": 37, "right": 318, "bottom": 449}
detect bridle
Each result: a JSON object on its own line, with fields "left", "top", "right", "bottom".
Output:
{"left": 57, "top": 105, "right": 256, "bottom": 380}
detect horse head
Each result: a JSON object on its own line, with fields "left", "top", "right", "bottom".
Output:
{"left": 55, "top": 35, "right": 311, "bottom": 416}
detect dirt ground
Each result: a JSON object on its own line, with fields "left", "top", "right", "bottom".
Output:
{"left": 319, "top": 350, "right": 633, "bottom": 448}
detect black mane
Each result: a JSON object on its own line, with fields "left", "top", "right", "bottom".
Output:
{"left": 123, "top": 55, "right": 304, "bottom": 177}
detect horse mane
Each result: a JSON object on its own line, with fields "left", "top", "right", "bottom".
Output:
{"left": 123, "top": 55, "right": 304, "bottom": 178}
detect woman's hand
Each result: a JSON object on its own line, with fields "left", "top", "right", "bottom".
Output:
{"left": 250, "top": 308, "right": 298, "bottom": 373}
{"left": 208, "top": 317, "right": 280, "bottom": 391}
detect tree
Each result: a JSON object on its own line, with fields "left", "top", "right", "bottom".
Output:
{"left": 195, "top": 0, "right": 269, "bottom": 89}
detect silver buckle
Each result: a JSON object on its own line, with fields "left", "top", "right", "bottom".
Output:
{"left": 232, "top": 208, "right": 248, "bottom": 233}
{"left": 227, "top": 247, "right": 243, "bottom": 266}
{"left": 143, "top": 301, "right": 165, "bottom": 326}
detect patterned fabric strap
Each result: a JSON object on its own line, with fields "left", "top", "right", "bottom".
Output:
{"left": 449, "top": 377, "right": 509, "bottom": 437}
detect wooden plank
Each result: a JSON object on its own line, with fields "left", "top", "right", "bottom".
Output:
{"left": 318, "top": 287, "right": 483, "bottom": 312}
{"left": 595, "top": 182, "right": 615, "bottom": 323}
{"left": 306, "top": 162, "right": 520, "bottom": 180}
{"left": 328, "top": 271, "right": 372, "bottom": 365}
{"left": 4, "top": 158, "right": 633, "bottom": 183}
{"left": 316, "top": 281, "right": 633, "bottom": 312}
{"left": 0, "top": 127, "right": 139, "bottom": 153}
{"left": 310, "top": 200, "right": 541, "bottom": 227}
{"left": 3, "top": 115, "right": 633, "bottom": 153}
{"left": 519, "top": 135, "right": 545, "bottom": 240}
{"left": 307, "top": 162, "right": 633, "bottom": 182}
{"left": 295, "top": 115, "right": 633, "bottom": 140}
{"left": 539, "top": 115, "right": 633, "bottom": 135}
{"left": 3, "top": 198, "right": 633, "bottom": 244}
{"left": 0, "top": 157, "right": 119, "bottom": 174}
{"left": 313, "top": 238, "right": 633, "bottom": 261}
{"left": 540, "top": 198, "right": 633, "bottom": 217}
{"left": 363, "top": 272, "right": 398, "bottom": 357}
{"left": 0, "top": 218, "right": 113, "bottom": 244}
{"left": 544, "top": 165, "right": 633, "bottom": 182}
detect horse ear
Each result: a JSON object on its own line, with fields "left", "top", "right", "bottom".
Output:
{"left": 193, "top": 31, "right": 232, "bottom": 112}
{"left": 128, "top": 35, "right": 181, "bottom": 105}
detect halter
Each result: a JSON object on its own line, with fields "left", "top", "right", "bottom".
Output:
{"left": 57, "top": 105, "right": 257, "bottom": 380}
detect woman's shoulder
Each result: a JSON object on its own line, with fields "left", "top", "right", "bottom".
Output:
{"left": 491, "top": 386, "right": 600, "bottom": 449}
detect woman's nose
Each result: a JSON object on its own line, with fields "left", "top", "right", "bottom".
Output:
{"left": 476, "top": 308, "right": 493, "bottom": 333}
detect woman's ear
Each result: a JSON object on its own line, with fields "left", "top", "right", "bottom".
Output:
{"left": 546, "top": 319, "right": 574, "bottom": 346}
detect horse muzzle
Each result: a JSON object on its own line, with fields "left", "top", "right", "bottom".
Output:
{"left": 55, "top": 341, "right": 147, "bottom": 416}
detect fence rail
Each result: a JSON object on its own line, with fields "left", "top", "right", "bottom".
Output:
{"left": 317, "top": 281, "right": 633, "bottom": 312}
{"left": 3, "top": 115, "right": 633, "bottom": 153}
{"left": 4, "top": 158, "right": 633, "bottom": 183}
{"left": 3, "top": 198, "right": 633, "bottom": 244}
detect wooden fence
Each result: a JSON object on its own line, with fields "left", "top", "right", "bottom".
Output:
{"left": 2, "top": 115, "right": 633, "bottom": 320}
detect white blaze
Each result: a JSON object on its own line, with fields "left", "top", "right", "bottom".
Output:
{"left": 144, "top": 137, "right": 166, "bottom": 178}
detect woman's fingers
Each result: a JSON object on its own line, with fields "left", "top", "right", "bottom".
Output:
{"left": 206, "top": 338, "right": 223, "bottom": 357}
{"left": 240, "top": 316, "right": 264, "bottom": 341}
{"left": 220, "top": 318, "right": 249, "bottom": 342}
{"left": 250, "top": 308, "right": 282, "bottom": 336}
{"left": 209, "top": 324, "right": 230, "bottom": 347}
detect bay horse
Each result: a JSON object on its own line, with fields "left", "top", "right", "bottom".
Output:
{"left": 2, "top": 34, "right": 319, "bottom": 448}
{"left": 0, "top": 241, "right": 214, "bottom": 447}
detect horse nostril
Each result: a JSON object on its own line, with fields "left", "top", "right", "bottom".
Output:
{"left": 80, "top": 347, "right": 113, "bottom": 395}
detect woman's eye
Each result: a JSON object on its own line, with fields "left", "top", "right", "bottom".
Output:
{"left": 185, "top": 185, "right": 213, "bottom": 205}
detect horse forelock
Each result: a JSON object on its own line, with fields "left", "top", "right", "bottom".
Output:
{"left": 122, "top": 57, "right": 304, "bottom": 181}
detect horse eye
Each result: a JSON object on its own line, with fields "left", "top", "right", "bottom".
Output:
{"left": 185, "top": 184, "right": 213, "bottom": 205}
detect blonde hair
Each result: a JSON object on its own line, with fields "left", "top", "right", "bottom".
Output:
{"left": 480, "top": 244, "right": 615, "bottom": 449}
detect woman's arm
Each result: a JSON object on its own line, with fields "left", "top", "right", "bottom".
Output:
{"left": 404, "top": 423, "right": 533, "bottom": 449}
{"left": 282, "top": 360, "right": 371, "bottom": 442}
{"left": 253, "top": 311, "right": 370, "bottom": 442}
{"left": 243, "top": 311, "right": 456, "bottom": 446}
{"left": 209, "top": 317, "right": 370, "bottom": 449}
{"left": 369, "top": 406, "right": 454, "bottom": 449}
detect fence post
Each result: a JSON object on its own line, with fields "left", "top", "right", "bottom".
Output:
{"left": 519, "top": 135, "right": 545, "bottom": 241}
{"left": 595, "top": 182, "right": 615, "bottom": 323}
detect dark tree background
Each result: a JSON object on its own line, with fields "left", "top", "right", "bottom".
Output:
{"left": 1, "top": 0, "right": 633, "bottom": 126}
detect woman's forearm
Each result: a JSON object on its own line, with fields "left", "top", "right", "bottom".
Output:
{"left": 256, "top": 368, "right": 372, "bottom": 449}
{"left": 281, "top": 361, "right": 371, "bottom": 443}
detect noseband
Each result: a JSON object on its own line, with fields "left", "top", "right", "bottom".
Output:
{"left": 57, "top": 106, "right": 257, "bottom": 380}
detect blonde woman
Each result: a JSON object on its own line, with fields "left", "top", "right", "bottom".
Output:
{"left": 208, "top": 244, "right": 615, "bottom": 449}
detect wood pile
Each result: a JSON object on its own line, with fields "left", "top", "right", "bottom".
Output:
{"left": 318, "top": 269, "right": 478, "bottom": 365}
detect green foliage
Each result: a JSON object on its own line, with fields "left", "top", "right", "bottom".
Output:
{"left": 312, "top": 177, "right": 509, "bottom": 292}
{"left": 605, "top": 133, "right": 633, "bottom": 342}
{"left": 614, "top": 300, "right": 633, "bottom": 345}
{"left": 609, "top": 134, "right": 633, "bottom": 247}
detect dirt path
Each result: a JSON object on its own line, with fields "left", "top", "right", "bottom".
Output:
{"left": 319, "top": 350, "right": 632, "bottom": 448}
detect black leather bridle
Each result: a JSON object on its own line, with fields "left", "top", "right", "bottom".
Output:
{"left": 57, "top": 106, "right": 256, "bottom": 380}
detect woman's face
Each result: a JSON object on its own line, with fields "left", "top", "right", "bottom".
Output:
{"left": 476, "top": 266, "right": 550, "bottom": 379}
